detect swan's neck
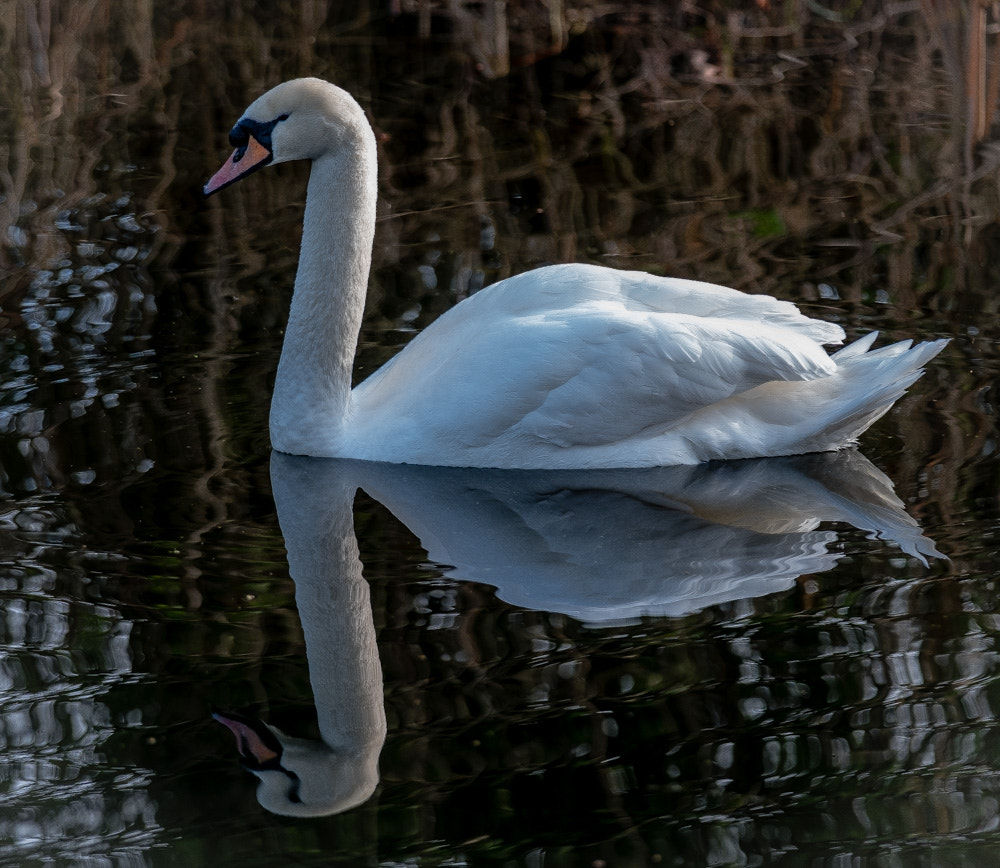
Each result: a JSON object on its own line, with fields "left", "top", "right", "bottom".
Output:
{"left": 269, "top": 133, "right": 377, "bottom": 456}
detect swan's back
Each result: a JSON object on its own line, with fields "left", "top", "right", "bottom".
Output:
{"left": 418, "top": 263, "right": 843, "bottom": 340}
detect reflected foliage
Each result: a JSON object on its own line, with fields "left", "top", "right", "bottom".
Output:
{"left": 0, "top": 0, "right": 999, "bottom": 866}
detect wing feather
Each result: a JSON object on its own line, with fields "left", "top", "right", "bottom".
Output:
{"left": 513, "top": 308, "right": 837, "bottom": 447}
{"left": 464, "top": 263, "right": 846, "bottom": 346}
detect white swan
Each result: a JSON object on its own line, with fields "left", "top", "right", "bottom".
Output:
{"left": 205, "top": 78, "right": 948, "bottom": 469}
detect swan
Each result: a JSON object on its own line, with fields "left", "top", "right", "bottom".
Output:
{"left": 205, "top": 77, "right": 948, "bottom": 469}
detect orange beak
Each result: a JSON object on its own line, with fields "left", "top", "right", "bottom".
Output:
{"left": 204, "top": 134, "right": 272, "bottom": 196}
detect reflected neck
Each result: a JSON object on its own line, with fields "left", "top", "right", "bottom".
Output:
{"left": 273, "top": 459, "right": 387, "bottom": 752}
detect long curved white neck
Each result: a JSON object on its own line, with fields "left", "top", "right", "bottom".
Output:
{"left": 269, "top": 128, "right": 377, "bottom": 455}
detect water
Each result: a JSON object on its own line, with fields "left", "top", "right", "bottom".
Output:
{"left": 2, "top": 2, "right": 999, "bottom": 865}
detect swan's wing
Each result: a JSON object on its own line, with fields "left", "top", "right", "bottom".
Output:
{"left": 471, "top": 263, "right": 846, "bottom": 346}
{"left": 492, "top": 305, "right": 837, "bottom": 447}
{"left": 352, "top": 268, "right": 840, "bottom": 451}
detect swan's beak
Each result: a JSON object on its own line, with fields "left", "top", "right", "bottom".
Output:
{"left": 213, "top": 711, "right": 282, "bottom": 767}
{"left": 204, "top": 135, "right": 272, "bottom": 196}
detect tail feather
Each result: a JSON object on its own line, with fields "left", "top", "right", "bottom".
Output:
{"left": 682, "top": 335, "right": 949, "bottom": 462}
{"left": 800, "top": 336, "right": 949, "bottom": 450}
{"left": 831, "top": 331, "right": 880, "bottom": 361}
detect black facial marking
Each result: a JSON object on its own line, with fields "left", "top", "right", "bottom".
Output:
{"left": 228, "top": 114, "right": 290, "bottom": 163}
{"left": 285, "top": 771, "right": 303, "bottom": 804}
{"left": 239, "top": 747, "right": 303, "bottom": 804}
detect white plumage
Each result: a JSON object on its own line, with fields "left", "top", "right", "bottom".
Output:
{"left": 205, "top": 78, "right": 947, "bottom": 469}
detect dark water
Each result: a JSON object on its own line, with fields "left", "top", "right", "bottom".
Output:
{"left": 2, "top": 2, "right": 1000, "bottom": 866}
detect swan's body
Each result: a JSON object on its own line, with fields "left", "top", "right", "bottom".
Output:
{"left": 206, "top": 78, "right": 947, "bottom": 469}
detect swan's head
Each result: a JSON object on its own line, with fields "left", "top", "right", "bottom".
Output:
{"left": 204, "top": 78, "right": 371, "bottom": 196}
{"left": 214, "top": 711, "right": 380, "bottom": 818}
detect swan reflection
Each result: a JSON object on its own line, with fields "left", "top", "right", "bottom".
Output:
{"left": 217, "top": 449, "right": 941, "bottom": 816}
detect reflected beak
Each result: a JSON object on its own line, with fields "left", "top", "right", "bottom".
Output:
{"left": 203, "top": 135, "right": 272, "bottom": 196}
{"left": 213, "top": 711, "right": 282, "bottom": 768}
